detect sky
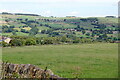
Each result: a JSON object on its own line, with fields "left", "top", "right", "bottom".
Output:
{"left": 0, "top": 0, "right": 119, "bottom": 17}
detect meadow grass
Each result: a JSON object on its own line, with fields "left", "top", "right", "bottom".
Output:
{"left": 2, "top": 43, "right": 118, "bottom": 78}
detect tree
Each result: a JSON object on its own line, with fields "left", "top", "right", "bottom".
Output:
{"left": 12, "top": 31, "right": 17, "bottom": 35}
{"left": 41, "top": 30, "right": 46, "bottom": 34}
{"left": 40, "top": 24, "right": 43, "bottom": 26}
{"left": 25, "top": 18, "right": 28, "bottom": 21}
{"left": 25, "top": 38, "right": 36, "bottom": 45}
{"left": 102, "top": 34, "right": 107, "bottom": 39}
{"left": 29, "top": 27, "right": 39, "bottom": 35}
{"left": 21, "top": 29, "right": 26, "bottom": 33}
{"left": 86, "top": 33, "right": 90, "bottom": 36}
{"left": 73, "top": 37, "right": 80, "bottom": 43}
{"left": 10, "top": 25, "right": 15, "bottom": 28}
{"left": 64, "top": 19, "right": 67, "bottom": 22}
{"left": 91, "top": 33, "right": 95, "bottom": 37}
{"left": 2, "top": 42, "right": 9, "bottom": 47}
{"left": 43, "top": 38, "right": 53, "bottom": 44}
{"left": 60, "top": 36, "right": 71, "bottom": 43}
{"left": 82, "top": 30, "right": 86, "bottom": 34}
{"left": 49, "top": 32, "right": 59, "bottom": 37}
{"left": 75, "top": 25, "right": 81, "bottom": 31}
{"left": 77, "top": 25, "right": 80, "bottom": 28}
{"left": 10, "top": 39, "right": 24, "bottom": 46}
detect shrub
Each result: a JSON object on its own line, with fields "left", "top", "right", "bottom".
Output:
{"left": 2, "top": 41, "right": 9, "bottom": 47}
{"left": 25, "top": 38, "right": 36, "bottom": 46}
{"left": 9, "top": 39, "right": 24, "bottom": 46}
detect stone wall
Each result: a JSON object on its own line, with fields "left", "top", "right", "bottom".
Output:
{"left": 0, "top": 62, "right": 60, "bottom": 79}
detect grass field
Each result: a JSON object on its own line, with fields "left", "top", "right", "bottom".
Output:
{"left": 2, "top": 43, "right": 118, "bottom": 78}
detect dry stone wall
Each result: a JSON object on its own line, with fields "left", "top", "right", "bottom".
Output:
{"left": 0, "top": 62, "right": 60, "bottom": 79}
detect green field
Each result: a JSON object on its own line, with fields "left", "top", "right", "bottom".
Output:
{"left": 2, "top": 43, "right": 118, "bottom": 78}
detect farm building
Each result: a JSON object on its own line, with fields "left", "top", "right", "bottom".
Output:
{"left": 0, "top": 36, "right": 12, "bottom": 43}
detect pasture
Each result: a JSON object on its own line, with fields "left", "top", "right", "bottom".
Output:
{"left": 2, "top": 43, "right": 118, "bottom": 78}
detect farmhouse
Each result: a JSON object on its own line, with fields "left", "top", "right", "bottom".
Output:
{"left": 0, "top": 36, "right": 12, "bottom": 43}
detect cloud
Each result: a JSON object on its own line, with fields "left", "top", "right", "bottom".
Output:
{"left": 0, "top": 9, "right": 35, "bottom": 14}
{"left": 44, "top": 10, "right": 51, "bottom": 14}
{"left": 0, "top": 9, "right": 8, "bottom": 12}
{"left": 41, "top": 10, "right": 52, "bottom": 16}
{"left": 67, "top": 11, "right": 79, "bottom": 16}
{"left": 0, "top": 0, "right": 118, "bottom": 17}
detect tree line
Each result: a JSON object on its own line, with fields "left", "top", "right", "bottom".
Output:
{"left": 1, "top": 36, "right": 98, "bottom": 47}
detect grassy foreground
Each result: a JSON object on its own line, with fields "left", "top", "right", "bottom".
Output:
{"left": 2, "top": 43, "right": 118, "bottom": 78}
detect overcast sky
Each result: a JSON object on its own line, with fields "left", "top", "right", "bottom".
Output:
{"left": 0, "top": 0, "right": 119, "bottom": 17}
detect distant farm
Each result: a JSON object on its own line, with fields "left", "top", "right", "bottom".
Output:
{"left": 0, "top": 12, "right": 119, "bottom": 42}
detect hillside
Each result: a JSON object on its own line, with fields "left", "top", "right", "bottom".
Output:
{"left": 0, "top": 13, "right": 119, "bottom": 42}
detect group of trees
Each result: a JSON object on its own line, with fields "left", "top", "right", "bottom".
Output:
{"left": 1, "top": 36, "right": 94, "bottom": 47}
{"left": 2, "top": 12, "right": 41, "bottom": 16}
{"left": 2, "top": 25, "right": 18, "bottom": 35}
{"left": 1, "top": 34, "right": 118, "bottom": 47}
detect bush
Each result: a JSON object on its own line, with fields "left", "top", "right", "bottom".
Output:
{"left": 9, "top": 39, "right": 24, "bottom": 46}
{"left": 2, "top": 41, "right": 9, "bottom": 47}
{"left": 25, "top": 38, "right": 36, "bottom": 46}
